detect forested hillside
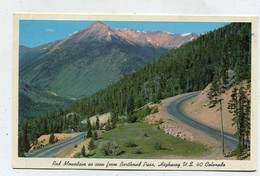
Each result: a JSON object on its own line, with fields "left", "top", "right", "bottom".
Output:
{"left": 69, "top": 23, "right": 251, "bottom": 117}
{"left": 19, "top": 42, "right": 58, "bottom": 66}
{"left": 18, "top": 23, "right": 251, "bottom": 156}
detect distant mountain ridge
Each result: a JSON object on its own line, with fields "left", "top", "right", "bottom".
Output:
{"left": 19, "top": 22, "right": 198, "bottom": 119}
{"left": 48, "top": 22, "right": 198, "bottom": 52}
{"left": 19, "top": 42, "right": 58, "bottom": 66}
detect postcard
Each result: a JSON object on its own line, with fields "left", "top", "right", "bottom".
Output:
{"left": 13, "top": 14, "right": 257, "bottom": 170}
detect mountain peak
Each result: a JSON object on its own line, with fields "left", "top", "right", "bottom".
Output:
{"left": 87, "top": 22, "right": 111, "bottom": 33}
{"left": 81, "top": 21, "right": 115, "bottom": 40}
{"left": 89, "top": 22, "right": 108, "bottom": 29}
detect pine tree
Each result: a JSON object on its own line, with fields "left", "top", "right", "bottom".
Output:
{"left": 228, "top": 87, "right": 239, "bottom": 131}
{"left": 126, "top": 95, "right": 134, "bottom": 115}
{"left": 221, "top": 41, "right": 229, "bottom": 88}
{"left": 19, "top": 121, "right": 30, "bottom": 156}
{"left": 93, "top": 130, "right": 98, "bottom": 140}
{"left": 88, "top": 138, "right": 95, "bottom": 151}
{"left": 49, "top": 133, "right": 55, "bottom": 144}
{"left": 244, "top": 95, "right": 250, "bottom": 149}
{"left": 95, "top": 116, "right": 100, "bottom": 130}
{"left": 238, "top": 87, "right": 250, "bottom": 151}
{"left": 207, "top": 67, "right": 225, "bottom": 155}
{"left": 86, "top": 118, "right": 92, "bottom": 130}
{"left": 208, "top": 71, "right": 219, "bottom": 108}
{"left": 105, "top": 119, "right": 111, "bottom": 131}
{"left": 81, "top": 145, "right": 86, "bottom": 157}
{"left": 87, "top": 128, "right": 92, "bottom": 138}
{"left": 111, "top": 111, "right": 118, "bottom": 129}
{"left": 228, "top": 87, "right": 241, "bottom": 153}
{"left": 228, "top": 86, "right": 251, "bottom": 155}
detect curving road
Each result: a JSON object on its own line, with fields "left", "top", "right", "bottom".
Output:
{"left": 166, "top": 92, "right": 238, "bottom": 150}
{"left": 26, "top": 132, "right": 87, "bottom": 158}
{"left": 26, "top": 92, "right": 238, "bottom": 157}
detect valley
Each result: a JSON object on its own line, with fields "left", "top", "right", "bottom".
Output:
{"left": 19, "top": 22, "right": 197, "bottom": 120}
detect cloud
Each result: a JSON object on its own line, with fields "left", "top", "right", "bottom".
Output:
{"left": 46, "top": 28, "right": 55, "bottom": 32}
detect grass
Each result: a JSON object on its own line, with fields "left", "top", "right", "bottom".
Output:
{"left": 59, "top": 148, "right": 74, "bottom": 158}
{"left": 90, "top": 122, "right": 210, "bottom": 159}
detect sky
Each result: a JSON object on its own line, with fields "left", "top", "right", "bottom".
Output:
{"left": 19, "top": 20, "right": 229, "bottom": 48}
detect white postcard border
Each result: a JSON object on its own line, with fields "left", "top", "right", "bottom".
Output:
{"left": 12, "top": 13, "right": 258, "bottom": 170}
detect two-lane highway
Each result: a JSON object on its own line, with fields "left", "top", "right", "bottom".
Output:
{"left": 26, "top": 132, "right": 87, "bottom": 157}
{"left": 166, "top": 92, "right": 238, "bottom": 150}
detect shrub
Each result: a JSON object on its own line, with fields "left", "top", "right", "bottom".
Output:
{"left": 144, "top": 106, "right": 152, "bottom": 114}
{"left": 132, "top": 148, "right": 142, "bottom": 154}
{"left": 144, "top": 133, "right": 149, "bottom": 137}
{"left": 154, "top": 142, "right": 163, "bottom": 150}
{"left": 74, "top": 144, "right": 78, "bottom": 148}
{"left": 105, "top": 120, "right": 112, "bottom": 131}
{"left": 100, "top": 123, "right": 105, "bottom": 130}
{"left": 73, "top": 153, "right": 81, "bottom": 158}
{"left": 133, "top": 107, "right": 152, "bottom": 122}
{"left": 93, "top": 131, "right": 98, "bottom": 140}
{"left": 100, "top": 142, "right": 122, "bottom": 156}
{"left": 158, "top": 119, "right": 163, "bottom": 124}
{"left": 151, "top": 107, "right": 159, "bottom": 114}
{"left": 126, "top": 115, "right": 137, "bottom": 123}
{"left": 123, "top": 141, "right": 138, "bottom": 147}
{"left": 88, "top": 138, "right": 96, "bottom": 151}
{"left": 54, "top": 137, "right": 59, "bottom": 143}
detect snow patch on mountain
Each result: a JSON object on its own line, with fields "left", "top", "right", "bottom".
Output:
{"left": 181, "top": 33, "right": 192, "bottom": 37}
{"left": 190, "top": 37, "right": 195, "bottom": 41}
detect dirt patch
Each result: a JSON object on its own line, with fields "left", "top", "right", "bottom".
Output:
{"left": 183, "top": 81, "right": 250, "bottom": 135}
{"left": 81, "top": 113, "right": 111, "bottom": 126}
{"left": 90, "top": 113, "right": 111, "bottom": 125}
{"left": 145, "top": 112, "right": 163, "bottom": 125}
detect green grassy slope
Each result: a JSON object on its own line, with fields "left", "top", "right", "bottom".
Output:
{"left": 90, "top": 122, "right": 209, "bottom": 158}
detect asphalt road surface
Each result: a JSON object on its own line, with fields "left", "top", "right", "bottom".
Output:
{"left": 166, "top": 92, "right": 238, "bottom": 150}
{"left": 26, "top": 132, "right": 87, "bottom": 158}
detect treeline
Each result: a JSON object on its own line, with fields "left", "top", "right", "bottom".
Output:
{"left": 18, "top": 109, "right": 86, "bottom": 156}
{"left": 69, "top": 23, "right": 251, "bottom": 117}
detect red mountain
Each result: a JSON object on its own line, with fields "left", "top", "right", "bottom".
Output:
{"left": 50, "top": 22, "right": 198, "bottom": 52}
{"left": 19, "top": 21, "right": 199, "bottom": 119}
